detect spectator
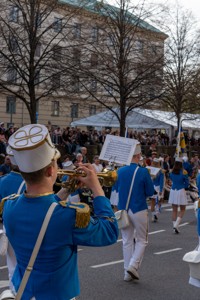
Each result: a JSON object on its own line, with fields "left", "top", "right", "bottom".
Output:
{"left": 0, "top": 155, "right": 11, "bottom": 175}
{"left": 80, "top": 147, "right": 89, "bottom": 163}
{"left": 92, "top": 155, "right": 103, "bottom": 173}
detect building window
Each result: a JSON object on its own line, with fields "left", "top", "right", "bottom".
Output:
{"left": 90, "top": 80, "right": 97, "bottom": 92}
{"left": 35, "top": 43, "right": 41, "bottom": 57}
{"left": 107, "top": 34, "right": 115, "bottom": 47}
{"left": 34, "top": 69, "right": 40, "bottom": 85}
{"left": 149, "top": 87, "right": 155, "bottom": 100}
{"left": 9, "top": 6, "right": 19, "bottom": 23}
{"left": 89, "top": 105, "right": 96, "bottom": 116}
{"left": 7, "top": 66, "right": 17, "bottom": 83}
{"left": 71, "top": 75, "right": 80, "bottom": 92}
{"left": 53, "top": 17, "right": 62, "bottom": 33}
{"left": 52, "top": 73, "right": 60, "bottom": 89}
{"left": 53, "top": 45, "right": 62, "bottom": 61}
{"left": 71, "top": 103, "right": 78, "bottom": 119}
{"left": 73, "top": 48, "right": 81, "bottom": 65}
{"left": 6, "top": 96, "right": 16, "bottom": 114}
{"left": 35, "top": 13, "right": 42, "bottom": 28}
{"left": 135, "top": 40, "right": 144, "bottom": 53}
{"left": 51, "top": 100, "right": 60, "bottom": 116}
{"left": 73, "top": 23, "right": 81, "bottom": 39}
{"left": 9, "top": 36, "right": 19, "bottom": 53}
{"left": 90, "top": 53, "right": 98, "bottom": 67}
{"left": 105, "top": 84, "right": 113, "bottom": 96}
{"left": 91, "top": 26, "right": 98, "bottom": 43}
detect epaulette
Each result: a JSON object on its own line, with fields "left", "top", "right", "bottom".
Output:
{"left": 183, "top": 169, "right": 188, "bottom": 175}
{"left": 0, "top": 194, "right": 19, "bottom": 215}
{"left": 59, "top": 201, "right": 90, "bottom": 228}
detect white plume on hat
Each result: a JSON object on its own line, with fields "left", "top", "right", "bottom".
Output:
{"left": 8, "top": 124, "right": 60, "bottom": 172}
{"left": 6, "top": 145, "right": 17, "bottom": 166}
{"left": 133, "top": 143, "right": 141, "bottom": 155}
{"left": 175, "top": 157, "right": 183, "bottom": 163}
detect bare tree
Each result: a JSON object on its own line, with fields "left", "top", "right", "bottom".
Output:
{"left": 73, "top": 0, "right": 167, "bottom": 136}
{"left": 0, "top": 0, "right": 83, "bottom": 123}
{"left": 159, "top": 3, "right": 200, "bottom": 129}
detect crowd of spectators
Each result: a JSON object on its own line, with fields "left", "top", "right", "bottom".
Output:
{"left": 1, "top": 121, "right": 200, "bottom": 163}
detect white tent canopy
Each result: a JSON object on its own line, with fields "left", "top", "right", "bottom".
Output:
{"left": 71, "top": 108, "right": 200, "bottom": 133}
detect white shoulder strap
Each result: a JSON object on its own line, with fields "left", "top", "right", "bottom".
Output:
{"left": 17, "top": 181, "right": 26, "bottom": 194}
{"left": 15, "top": 202, "right": 58, "bottom": 300}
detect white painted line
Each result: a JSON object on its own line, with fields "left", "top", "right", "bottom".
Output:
{"left": 91, "top": 259, "right": 124, "bottom": 268}
{"left": 0, "top": 280, "right": 9, "bottom": 288}
{"left": 179, "top": 222, "right": 189, "bottom": 227}
{"left": 149, "top": 230, "right": 165, "bottom": 235}
{"left": 117, "top": 230, "right": 165, "bottom": 242}
{"left": 78, "top": 249, "right": 83, "bottom": 251}
{"left": 0, "top": 266, "right": 7, "bottom": 270}
{"left": 154, "top": 248, "right": 182, "bottom": 255}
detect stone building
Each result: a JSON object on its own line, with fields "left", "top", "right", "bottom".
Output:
{"left": 0, "top": 0, "right": 167, "bottom": 129}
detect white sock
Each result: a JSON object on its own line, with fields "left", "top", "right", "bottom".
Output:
{"left": 174, "top": 217, "right": 182, "bottom": 228}
{"left": 173, "top": 221, "right": 176, "bottom": 228}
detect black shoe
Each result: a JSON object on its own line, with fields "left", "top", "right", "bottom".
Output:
{"left": 154, "top": 215, "right": 158, "bottom": 222}
{"left": 173, "top": 227, "right": 180, "bottom": 234}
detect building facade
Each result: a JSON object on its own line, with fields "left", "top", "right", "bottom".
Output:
{"left": 0, "top": 0, "right": 167, "bottom": 129}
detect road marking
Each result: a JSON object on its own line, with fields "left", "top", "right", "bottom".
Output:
{"left": 117, "top": 230, "right": 165, "bottom": 242}
{"left": 0, "top": 280, "right": 9, "bottom": 288}
{"left": 154, "top": 248, "right": 182, "bottom": 255}
{"left": 117, "top": 239, "right": 122, "bottom": 242}
{"left": 91, "top": 260, "right": 124, "bottom": 268}
{"left": 0, "top": 266, "right": 7, "bottom": 270}
{"left": 149, "top": 230, "right": 166, "bottom": 235}
{"left": 179, "top": 222, "right": 189, "bottom": 227}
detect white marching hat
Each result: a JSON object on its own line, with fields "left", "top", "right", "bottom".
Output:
{"left": 8, "top": 124, "right": 60, "bottom": 172}
{"left": 6, "top": 145, "right": 17, "bottom": 166}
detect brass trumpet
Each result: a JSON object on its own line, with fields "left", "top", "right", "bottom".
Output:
{"left": 57, "top": 169, "right": 117, "bottom": 189}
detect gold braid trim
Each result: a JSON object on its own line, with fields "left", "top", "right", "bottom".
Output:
{"left": 59, "top": 201, "right": 90, "bottom": 228}
{"left": 0, "top": 194, "right": 19, "bottom": 215}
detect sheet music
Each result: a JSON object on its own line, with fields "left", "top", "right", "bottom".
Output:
{"left": 146, "top": 166, "right": 161, "bottom": 177}
{"left": 99, "top": 134, "right": 139, "bottom": 165}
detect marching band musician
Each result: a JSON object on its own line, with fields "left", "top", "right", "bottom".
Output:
{"left": 112, "top": 142, "right": 154, "bottom": 282}
{"left": 149, "top": 158, "right": 165, "bottom": 222}
{"left": 168, "top": 157, "right": 189, "bottom": 234}
{"left": 0, "top": 146, "right": 26, "bottom": 299}
{"left": 1, "top": 124, "right": 118, "bottom": 300}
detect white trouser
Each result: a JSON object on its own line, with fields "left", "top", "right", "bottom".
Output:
{"left": 121, "top": 209, "right": 148, "bottom": 271}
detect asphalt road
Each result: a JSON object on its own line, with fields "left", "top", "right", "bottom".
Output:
{"left": 1, "top": 203, "right": 200, "bottom": 300}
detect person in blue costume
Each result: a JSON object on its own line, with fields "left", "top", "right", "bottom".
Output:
{"left": 197, "top": 167, "right": 200, "bottom": 197}
{"left": 188, "top": 201, "right": 200, "bottom": 288}
{"left": 0, "top": 145, "right": 26, "bottom": 299}
{"left": 0, "top": 146, "right": 26, "bottom": 202}
{"left": 149, "top": 158, "right": 165, "bottom": 222}
{"left": 168, "top": 157, "right": 189, "bottom": 234}
{"left": 112, "top": 142, "right": 154, "bottom": 282}
{"left": 182, "top": 155, "right": 193, "bottom": 178}
{"left": 1, "top": 124, "right": 118, "bottom": 300}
